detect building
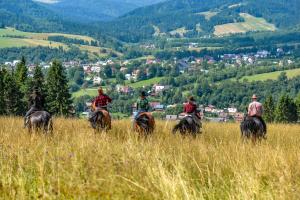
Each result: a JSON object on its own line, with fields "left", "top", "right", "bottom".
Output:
{"left": 93, "top": 77, "right": 102, "bottom": 85}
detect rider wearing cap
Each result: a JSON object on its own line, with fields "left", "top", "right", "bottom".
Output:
{"left": 24, "top": 87, "right": 44, "bottom": 127}
{"left": 134, "top": 91, "right": 150, "bottom": 120}
{"left": 248, "top": 94, "right": 267, "bottom": 132}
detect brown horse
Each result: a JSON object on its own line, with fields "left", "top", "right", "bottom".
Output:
{"left": 134, "top": 112, "right": 155, "bottom": 135}
{"left": 91, "top": 109, "right": 112, "bottom": 132}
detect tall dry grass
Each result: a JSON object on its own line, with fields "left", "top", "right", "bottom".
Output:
{"left": 0, "top": 117, "right": 300, "bottom": 199}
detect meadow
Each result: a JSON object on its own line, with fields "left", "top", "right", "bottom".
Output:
{"left": 214, "top": 13, "right": 276, "bottom": 36}
{"left": 0, "top": 28, "right": 118, "bottom": 58}
{"left": 239, "top": 68, "right": 300, "bottom": 82}
{"left": 0, "top": 117, "right": 300, "bottom": 199}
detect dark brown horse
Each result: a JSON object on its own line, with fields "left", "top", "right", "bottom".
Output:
{"left": 27, "top": 111, "right": 53, "bottom": 134}
{"left": 173, "top": 114, "right": 202, "bottom": 137}
{"left": 240, "top": 115, "right": 267, "bottom": 143}
{"left": 91, "top": 109, "right": 112, "bottom": 132}
{"left": 134, "top": 112, "right": 155, "bottom": 135}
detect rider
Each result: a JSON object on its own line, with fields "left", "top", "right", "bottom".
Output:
{"left": 248, "top": 94, "right": 267, "bottom": 132}
{"left": 134, "top": 91, "right": 150, "bottom": 120}
{"left": 89, "top": 87, "right": 112, "bottom": 127}
{"left": 184, "top": 96, "right": 197, "bottom": 114}
{"left": 24, "top": 87, "right": 44, "bottom": 127}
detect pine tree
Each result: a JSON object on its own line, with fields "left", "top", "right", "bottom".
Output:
{"left": 14, "top": 56, "right": 28, "bottom": 114}
{"left": 296, "top": 93, "right": 300, "bottom": 120}
{"left": 15, "top": 56, "right": 27, "bottom": 86}
{"left": 46, "top": 60, "right": 72, "bottom": 116}
{"left": 0, "top": 67, "right": 6, "bottom": 115}
{"left": 3, "top": 71, "right": 23, "bottom": 115}
{"left": 275, "top": 94, "right": 298, "bottom": 123}
{"left": 31, "top": 64, "right": 45, "bottom": 93}
{"left": 263, "top": 95, "right": 275, "bottom": 123}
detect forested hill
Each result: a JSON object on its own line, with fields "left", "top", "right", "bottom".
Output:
{"left": 36, "top": 0, "right": 166, "bottom": 22}
{"left": 100, "top": 0, "right": 300, "bottom": 42}
{"left": 0, "top": 0, "right": 97, "bottom": 36}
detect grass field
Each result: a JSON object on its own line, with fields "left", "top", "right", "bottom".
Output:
{"left": 240, "top": 68, "right": 300, "bottom": 82}
{"left": 0, "top": 28, "right": 119, "bottom": 58}
{"left": 0, "top": 117, "right": 300, "bottom": 199}
{"left": 126, "top": 77, "right": 164, "bottom": 89}
{"left": 72, "top": 87, "right": 105, "bottom": 98}
{"left": 198, "top": 11, "right": 218, "bottom": 20}
{"left": 214, "top": 13, "right": 276, "bottom": 36}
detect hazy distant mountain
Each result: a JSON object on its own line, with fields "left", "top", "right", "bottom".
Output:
{"left": 100, "top": 0, "right": 300, "bottom": 42}
{"left": 35, "top": 0, "right": 166, "bottom": 22}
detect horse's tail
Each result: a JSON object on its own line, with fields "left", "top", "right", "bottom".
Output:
{"left": 172, "top": 123, "right": 182, "bottom": 134}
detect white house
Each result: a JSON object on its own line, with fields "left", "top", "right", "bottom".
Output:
{"left": 93, "top": 77, "right": 102, "bottom": 85}
{"left": 228, "top": 107, "right": 238, "bottom": 113}
{"left": 153, "top": 84, "right": 165, "bottom": 93}
{"left": 13, "top": 60, "right": 20, "bottom": 66}
{"left": 125, "top": 74, "right": 132, "bottom": 80}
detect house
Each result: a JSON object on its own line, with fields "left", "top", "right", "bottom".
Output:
{"left": 166, "top": 115, "right": 178, "bottom": 120}
{"left": 116, "top": 85, "right": 134, "bottom": 95}
{"left": 91, "top": 66, "right": 101, "bottom": 73}
{"left": 93, "top": 77, "right": 102, "bottom": 85}
{"left": 12, "top": 60, "right": 20, "bottom": 66}
{"left": 228, "top": 107, "right": 238, "bottom": 114}
{"left": 205, "top": 105, "right": 215, "bottom": 113}
{"left": 4, "top": 62, "right": 12, "bottom": 66}
{"left": 153, "top": 84, "right": 166, "bottom": 93}
{"left": 125, "top": 74, "right": 132, "bottom": 80}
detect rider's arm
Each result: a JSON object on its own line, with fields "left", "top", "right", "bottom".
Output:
{"left": 247, "top": 104, "right": 252, "bottom": 115}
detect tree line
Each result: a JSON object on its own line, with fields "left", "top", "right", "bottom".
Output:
{"left": 0, "top": 57, "right": 72, "bottom": 116}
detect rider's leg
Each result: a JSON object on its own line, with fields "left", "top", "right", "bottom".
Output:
{"left": 24, "top": 107, "right": 35, "bottom": 127}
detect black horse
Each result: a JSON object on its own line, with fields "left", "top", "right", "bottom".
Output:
{"left": 240, "top": 115, "right": 267, "bottom": 142}
{"left": 172, "top": 114, "right": 202, "bottom": 137}
{"left": 27, "top": 111, "right": 53, "bottom": 134}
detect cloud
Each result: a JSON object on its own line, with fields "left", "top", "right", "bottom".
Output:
{"left": 33, "top": 0, "right": 60, "bottom": 4}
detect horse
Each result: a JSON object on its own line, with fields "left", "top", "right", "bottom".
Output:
{"left": 240, "top": 115, "right": 267, "bottom": 143}
{"left": 27, "top": 111, "right": 53, "bottom": 134}
{"left": 134, "top": 112, "right": 155, "bottom": 135}
{"left": 91, "top": 109, "right": 112, "bottom": 132}
{"left": 172, "top": 114, "right": 202, "bottom": 137}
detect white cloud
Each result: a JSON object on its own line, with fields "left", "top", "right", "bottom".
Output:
{"left": 33, "top": 0, "right": 60, "bottom": 4}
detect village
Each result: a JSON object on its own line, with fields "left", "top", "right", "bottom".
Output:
{"left": 1, "top": 47, "right": 296, "bottom": 122}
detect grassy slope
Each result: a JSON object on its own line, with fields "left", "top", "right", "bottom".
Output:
{"left": 0, "top": 28, "right": 119, "bottom": 57}
{"left": 240, "top": 68, "right": 300, "bottom": 82}
{"left": 126, "top": 77, "right": 164, "bottom": 88}
{"left": 214, "top": 13, "right": 276, "bottom": 36}
{"left": 0, "top": 117, "right": 299, "bottom": 198}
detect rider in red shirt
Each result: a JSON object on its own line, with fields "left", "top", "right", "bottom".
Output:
{"left": 89, "top": 87, "right": 112, "bottom": 128}
{"left": 184, "top": 97, "right": 197, "bottom": 114}
{"left": 92, "top": 87, "right": 112, "bottom": 110}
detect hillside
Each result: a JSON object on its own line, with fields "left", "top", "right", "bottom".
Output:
{"left": 0, "top": 28, "right": 121, "bottom": 59}
{"left": 36, "top": 0, "right": 166, "bottom": 22}
{"left": 101, "top": 0, "right": 300, "bottom": 42}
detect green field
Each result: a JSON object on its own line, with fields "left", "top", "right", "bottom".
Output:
{"left": 72, "top": 88, "right": 99, "bottom": 98}
{"left": 0, "top": 28, "right": 120, "bottom": 58}
{"left": 127, "top": 77, "right": 164, "bottom": 89}
{"left": 214, "top": 13, "right": 276, "bottom": 36}
{"left": 240, "top": 68, "right": 300, "bottom": 82}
